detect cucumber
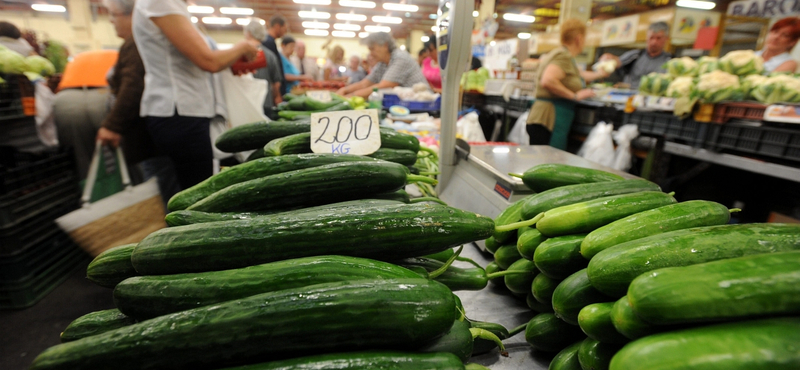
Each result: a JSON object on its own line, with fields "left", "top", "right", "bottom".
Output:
{"left": 30, "top": 279, "right": 456, "bottom": 370}
{"left": 609, "top": 317, "right": 800, "bottom": 370}
{"left": 85, "top": 244, "right": 138, "bottom": 289}
{"left": 578, "top": 338, "right": 622, "bottom": 370}
{"left": 263, "top": 132, "right": 311, "bottom": 156}
{"left": 424, "top": 248, "right": 455, "bottom": 263}
{"left": 511, "top": 164, "right": 624, "bottom": 192}
{"left": 521, "top": 180, "right": 661, "bottom": 220}
{"left": 370, "top": 189, "right": 411, "bottom": 203}
{"left": 580, "top": 200, "right": 732, "bottom": 259}
{"left": 417, "top": 319, "right": 473, "bottom": 362}
{"left": 494, "top": 244, "right": 522, "bottom": 270}
{"left": 379, "top": 127, "right": 421, "bottom": 153}
{"left": 115, "top": 255, "right": 422, "bottom": 319}
{"left": 214, "top": 121, "right": 312, "bottom": 153}
{"left": 469, "top": 320, "right": 510, "bottom": 355}
{"left": 485, "top": 262, "right": 505, "bottom": 286}
{"left": 628, "top": 250, "right": 800, "bottom": 325}
{"left": 527, "top": 292, "right": 555, "bottom": 313}
{"left": 168, "top": 153, "right": 375, "bottom": 211}
{"left": 534, "top": 234, "right": 589, "bottom": 279}
{"left": 504, "top": 258, "right": 538, "bottom": 295}
{"left": 368, "top": 148, "right": 419, "bottom": 166}
{"left": 518, "top": 225, "right": 535, "bottom": 239}
{"left": 494, "top": 198, "right": 527, "bottom": 243}
{"left": 610, "top": 296, "right": 658, "bottom": 340}
{"left": 587, "top": 223, "right": 800, "bottom": 297}
{"left": 525, "top": 313, "right": 585, "bottom": 352}
{"left": 216, "top": 351, "right": 466, "bottom": 370}
{"left": 246, "top": 148, "right": 266, "bottom": 161}
{"left": 517, "top": 228, "right": 547, "bottom": 260}
{"left": 277, "top": 102, "right": 350, "bottom": 120}
{"left": 552, "top": 269, "right": 613, "bottom": 326}
{"left": 532, "top": 273, "right": 561, "bottom": 305}
{"left": 60, "top": 309, "right": 136, "bottom": 343}
{"left": 537, "top": 191, "right": 677, "bottom": 237}
{"left": 133, "top": 203, "right": 494, "bottom": 275}
{"left": 394, "top": 257, "right": 489, "bottom": 291}
{"left": 578, "top": 303, "right": 628, "bottom": 344}
{"left": 549, "top": 341, "right": 584, "bottom": 370}
{"left": 484, "top": 236, "right": 500, "bottom": 254}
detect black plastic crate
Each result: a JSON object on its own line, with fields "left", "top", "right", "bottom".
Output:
{"left": 508, "top": 97, "right": 533, "bottom": 111}
{"left": 483, "top": 95, "right": 505, "bottom": 107}
{"left": 0, "top": 150, "right": 74, "bottom": 194}
{"left": 0, "top": 174, "right": 79, "bottom": 228}
{"left": 462, "top": 92, "right": 487, "bottom": 108}
{"left": 0, "top": 74, "right": 28, "bottom": 120}
{"left": 0, "top": 247, "right": 88, "bottom": 309}
{"left": 625, "top": 111, "right": 708, "bottom": 147}
{"left": 705, "top": 122, "right": 800, "bottom": 162}
{"left": 0, "top": 230, "right": 77, "bottom": 282}
{"left": 0, "top": 195, "right": 79, "bottom": 256}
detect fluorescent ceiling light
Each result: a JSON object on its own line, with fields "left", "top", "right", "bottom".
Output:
{"left": 429, "top": 14, "right": 437, "bottom": 19}
{"left": 421, "top": 36, "right": 430, "bottom": 42}
{"left": 304, "top": 29, "right": 329, "bottom": 36}
{"left": 372, "top": 16, "right": 402, "bottom": 24}
{"left": 364, "top": 25, "right": 391, "bottom": 32}
{"left": 676, "top": 0, "right": 716, "bottom": 9}
{"left": 294, "top": 0, "right": 331, "bottom": 4}
{"left": 332, "top": 30, "right": 356, "bottom": 38}
{"left": 490, "top": 40, "right": 496, "bottom": 46}
{"left": 336, "top": 13, "right": 367, "bottom": 21}
{"left": 334, "top": 23, "right": 360, "bottom": 31}
{"left": 359, "top": 32, "right": 370, "bottom": 38}
{"left": 202, "top": 17, "right": 232, "bottom": 25}
{"left": 191, "top": 16, "right": 198, "bottom": 23}
{"left": 431, "top": 25, "right": 437, "bottom": 32}
{"left": 383, "top": 3, "right": 418, "bottom": 12}
{"left": 400, "top": 45, "right": 406, "bottom": 50}
{"left": 220, "top": 7, "right": 254, "bottom": 15}
{"left": 473, "top": 10, "right": 479, "bottom": 17}
{"left": 236, "top": 18, "right": 250, "bottom": 25}
{"left": 298, "top": 11, "right": 331, "bottom": 19}
{"left": 503, "top": 13, "right": 535, "bottom": 23}
{"left": 187, "top": 5, "right": 214, "bottom": 14}
{"left": 339, "top": 0, "right": 376, "bottom": 8}
{"left": 302, "top": 21, "right": 330, "bottom": 29}
{"left": 31, "top": 4, "right": 66, "bottom": 12}
{"left": 518, "top": 32, "right": 532, "bottom": 39}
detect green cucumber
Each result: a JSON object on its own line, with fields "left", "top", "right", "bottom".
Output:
{"left": 168, "top": 153, "right": 375, "bottom": 211}
{"left": 587, "top": 223, "right": 800, "bottom": 297}
{"left": 277, "top": 102, "right": 350, "bottom": 120}
{"left": 418, "top": 319, "right": 473, "bottom": 362}
{"left": 552, "top": 269, "right": 613, "bottom": 326}
{"left": 263, "top": 132, "right": 311, "bottom": 156}
{"left": 518, "top": 225, "right": 535, "bottom": 239}
{"left": 532, "top": 273, "right": 561, "bottom": 305}
{"left": 525, "top": 313, "right": 585, "bottom": 352}
{"left": 115, "top": 255, "right": 422, "bottom": 319}
{"left": 549, "top": 341, "right": 584, "bottom": 370}
{"left": 214, "top": 121, "right": 312, "bottom": 153}
{"left": 379, "top": 127, "right": 421, "bottom": 153}
{"left": 537, "top": 192, "right": 676, "bottom": 237}
{"left": 246, "top": 148, "right": 266, "bottom": 162}
{"left": 580, "top": 200, "right": 733, "bottom": 259}
{"left": 504, "top": 258, "right": 538, "bottom": 295}
{"left": 578, "top": 338, "right": 622, "bottom": 370}
{"left": 368, "top": 148, "right": 419, "bottom": 166}
{"left": 394, "top": 257, "right": 487, "bottom": 291}
{"left": 520, "top": 180, "right": 661, "bottom": 220}
{"left": 628, "top": 250, "right": 800, "bottom": 325}
{"left": 609, "top": 318, "right": 800, "bottom": 370}
{"left": 85, "top": 244, "right": 138, "bottom": 289}
{"left": 133, "top": 203, "right": 494, "bottom": 275}
{"left": 484, "top": 236, "right": 500, "bottom": 254}
{"left": 494, "top": 198, "right": 527, "bottom": 243}
{"left": 610, "top": 296, "right": 658, "bottom": 340}
{"left": 534, "top": 234, "right": 589, "bottom": 279}
{"left": 217, "top": 351, "right": 466, "bottom": 370}
{"left": 60, "top": 309, "right": 136, "bottom": 343}
{"left": 485, "top": 262, "right": 505, "bottom": 286}
{"left": 517, "top": 228, "right": 547, "bottom": 260}
{"left": 469, "top": 320, "right": 510, "bottom": 355}
{"left": 424, "top": 248, "right": 455, "bottom": 263}
{"left": 370, "top": 189, "right": 412, "bottom": 203}
{"left": 494, "top": 244, "right": 522, "bottom": 270}
{"left": 527, "top": 292, "right": 555, "bottom": 313}
{"left": 578, "top": 303, "right": 628, "bottom": 344}
{"left": 30, "top": 279, "right": 455, "bottom": 370}
{"left": 510, "top": 164, "right": 624, "bottom": 192}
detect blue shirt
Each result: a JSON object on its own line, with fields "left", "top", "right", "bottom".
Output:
{"left": 281, "top": 54, "right": 300, "bottom": 91}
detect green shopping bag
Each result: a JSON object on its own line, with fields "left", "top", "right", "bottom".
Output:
{"left": 79, "top": 144, "right": 123, "bottom": 203}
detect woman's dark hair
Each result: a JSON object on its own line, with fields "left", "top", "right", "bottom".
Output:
{"left": 424, "top": 36, "right": 437, "bottom": 51}
{"left": 0, "top": 21, "right": 22, "bottom": 39}
{"left": 281, "top": 35, "right": 296, "bottom": 46}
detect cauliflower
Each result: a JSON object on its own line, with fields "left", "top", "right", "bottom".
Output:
{"left": 751, "top": 74, "right": 800, "bottom": 104}
{"left": 741, "top": 74, "right": 768, "bottom": 100}
{"left": 718, "top": 50, "right": 764, "bottom": 76}
{"left": 697, "top": 56, "right": 719, "bottom": 75}
{"left": 593, "top": 60, "right": 617, "bottom": 74}
{"left": 25, "top": 55, "right": 56, "bottom": 76}
{"left": 639, "top": 72, "right": 673, "bottom": 96}
{"left": 693, "top": 70, "right": 742, "bottom": 103}
{"left": 666, "top": 76, "right": 695, "bottom": 98}
{"left": 664, "top": 57, "right": 699, "bottom": 77}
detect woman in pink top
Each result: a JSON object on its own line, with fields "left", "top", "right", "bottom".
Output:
{"left": 421, "top": 38, "right": 441, "bottom": 92}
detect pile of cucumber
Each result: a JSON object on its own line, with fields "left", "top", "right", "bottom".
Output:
{"left": 492, "top": 164, "right": 800, "bottom": 370}
{"left": 273, "top": 93, "right": 363, "bottom": 121}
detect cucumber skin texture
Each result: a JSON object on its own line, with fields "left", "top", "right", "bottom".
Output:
{"left": 30, "top": 279, "right": 455, "bottom": 370}
{"left": 587, "top": 223, "right": 800, "bottom": 297}
{"left": 534, "top": 234, "right": 589, "bottom": 280}
{"left": 578, "top": 303, "right": 629, "bottom": 344}
{"left": 504, "top": 258, "right": 539, "bottom": 295}
{"left": 60, "top": 309, "right": 136, "bottom": 343}
{"left": 494, "top": 244, "right": 523, "bottom": 270}
{"left": 549, "top": 341, "right": 584, "bottom": 370}
{"left": 527, "top": 292, "right": 555, "bottom": 313}
{"left": 525, "top": 313, "right": 585, "bottom": 352}
{"left": 484, "top": 236, "right": 500, "bottom": 254}
{"left": 168, "top": 153, "right": 375, "bottom": 211}
{"left": 394, "top": 257, "right": 488, "bottom": 291}
{"left": 537, "top": 191, "right": 677, "bottom": 237}
{"left": 520, "top": 164, "right": 624, "bottom": 192}
{"left": 86, "top": 244, "right": 138, "bottom": 289}
{"left": 609, "top": 318, "right": 800, "bottom": 370}
{"left": 552, "top": 269, "right": 613, "bottom": 326}
{"left": 518, "top": 228, "right": 547, "bottom": 261}
{"left": 521, "top": 180, "right": 661, "bottom": 220}
{"left": 264, "top": 132, "right": 311, "bottom": 156}
{"left": 115, "top": 255, "right": 422, "bottom": 320}
{"left": 578, "top": 338, "right": 622, "bottom": 370}
{"left": 610, "top": 296, "right": 658, "bottom": 340}
{"left": 216, "top": 351, "right": 465, "bottom": 370}
{"left": 580, "top": 200, "right": 731, "bottom": 259}
{"left": 485, "top": 262, "right": 505, "bottom": 286}
{"left": 417, "top": 319, "right": 474, "bottom": 362}
{"left": 187, "top": 161, "right": 409, "bottom": 213}
{"left": 368, "top": 148, "right": 419, "bottom": 166}
{"left": 494, "top": 198, "right": 527, "bottom": 243}
{"left": 628, "top": 250, "right": 800, "bottom": 325}
{"left": 132, "top": 203, "right": 495, "bottom": 275}
{"left": 370, "top": 189, "right": 411, "bottom": 203}
{"left": 532, "top": 273, "right": 561, "bottom": 305}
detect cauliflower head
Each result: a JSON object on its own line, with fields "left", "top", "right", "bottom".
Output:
{"left": 694, "top": 70, "right": 742, "bottom": 103}
{"left": 719, "top": 50, "right": 765, "bottom": 76}
{"left": 664, "top": 57, "right": 699, "bottom": 77}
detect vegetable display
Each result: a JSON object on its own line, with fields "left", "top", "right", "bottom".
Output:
{"left": 663, "top": 57, "right": 699, "bottom": 77}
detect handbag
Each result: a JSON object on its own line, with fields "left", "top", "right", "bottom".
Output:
{"left": 56, "top": 141, "right": 166, "bottom": 257}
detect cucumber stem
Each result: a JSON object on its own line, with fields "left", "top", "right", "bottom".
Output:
{"left": 428, "top": 245, "right": 463, "bottom": 279}
{"left": 469, "top": 328, "right": 508, "bottom": 357}
{"left": 407, "top": 174, "right": 439, "bottom": 185}
{"left": 465, "top": 364, "right": 492, "bottom": 370}
{"left": 410, "top": 197, "right": 448, "bottom": 206}
{"left": 485, "top": 270, "right": 528, "bottom": 280}
{"left": 419, "top": 171, "right": 441, "bottom": 176}
{"left": 455, "top": 256, "right": 483, "bottom": 269}
{"left": 667, "top": 191, "right": 676, "bottom": 196}
{"left": 729, "top": 208, "right": 742, "bottom": 213}
{"left": 508, "top": 323, "right": 527, "bottom": 337}
{"left": 419, "top": 146, "right": 438, "bottom": 158}
{"left": 508, "top": 173, "right": 524, "bottom": 179}
{"left": 494, "top": 212, "right": 543, "bottom": 233}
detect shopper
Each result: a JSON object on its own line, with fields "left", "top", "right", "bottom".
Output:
{"left": 244, "top": 17, "right": 282, "bottom": 116}
{"left": 263, "top": 15, "right": 289, "bottom": 94}
{"left": 598, "top": 22, "right": 672, "bottom": 89}
{"left": 0, "top": 21, "right": 36, "bottom": 56}
{"left": 417, "top": 48, "right": 429, "bottom": 67}
{"left": 342, "top": 55, "right": 366, "bottom": 84}
{"left": 336, "top": 32, "right": 428, "bottom": 98}
{"left": 323, "top": 45, "right": 347, "bottom": 82}
{"left": 279, "top": 36, "right": 313, "bottom": 93}
{"left": 421, "top": 37, "right": 442, "bottom": 91}
{"left": 526, "top": 18, "right": 609, "bottom": 150}
{"left": 755, "top": 17, "right": 800, "bottom": 73}
{"left": 132, "top": 0, "right": 258, "bottom": 190}
{"left": 291, "top": 40, "right": 320, "bottom": 81}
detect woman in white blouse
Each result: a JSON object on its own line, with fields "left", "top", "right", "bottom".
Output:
{"left": 133, "top": 0, "right": 258, "bottom": 190}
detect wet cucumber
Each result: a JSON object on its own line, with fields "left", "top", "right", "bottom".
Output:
{"left": 60, "top": 309, "right": 136, "bottom": 343}
{"left": 578, "top": 303, "right": 628, "bottom": 344}
{"left": 510, "top": 164, "right": 624, "bottom": 192}
{"left": 578, "top": 338, "right": 622, "bottom": 370}
{"left": 552, "top": 269, "right": 613, "bottom": 326}
{"left": 86, "top": 244, "right": 138, "bottom": 289}
{"left": 532, "top": 273, "right": 561, "bottom": 305}
{"left": 520, "top": 180, "right": 661, "bottom": 220}
{"left": 549, "top": 341, "right": 584, "bottom": 370}
{"left": 394, "top": 257, "right": 491, "bottom": 291}
{"left": 525, "top": 313, "right": 585, "bottom": 352}
{"left": 417, "top": 319, "right": 474, "bottom": 362}
{"left": 610, "top": 296, "right": 658, "bottom": 340}
{"left": 494, "top": 198, "right": 527, "bottom": 243}
{"left": 263, "top": 132, "right": 311, "bottom": 156}
{"left": 216, "top": 351, "right": 467, "bottom": 370}
{"left": 517, "top": 228, "right": 547, "bottom": 261}
{"left": 368, "top": 148, "right": 419, "bottom": 166}
{"left": 534, "top": 234, "right": 589, "bottom": 280}
{"left": 504, "top": 259, "right": 538, "bottom": 295}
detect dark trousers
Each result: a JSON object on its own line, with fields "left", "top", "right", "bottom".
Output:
{"left": 527, "top": 124, "right": 552, "bottom": 145}
{"left": 145, "top": 115, "right": 213, "bottom": 190}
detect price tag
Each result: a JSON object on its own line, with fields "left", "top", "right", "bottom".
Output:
{"left": 307, "top": 90, "right": 332, "bottom": 102}
{"left": 310, "top": 109, "right": 381, "bottom": 155}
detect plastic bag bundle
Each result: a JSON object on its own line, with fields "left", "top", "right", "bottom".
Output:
{"left": 611, "top": 124, "right": 639, "bottom": 171}
{"left": 578, "top": 121, "right": 615, "bottom": 167}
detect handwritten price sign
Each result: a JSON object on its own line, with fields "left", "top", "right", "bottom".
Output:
{"left": 310, "top": 109, "right": 381, "bottom": 155}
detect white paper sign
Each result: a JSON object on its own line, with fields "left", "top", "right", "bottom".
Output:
{"left": 727, "top": 0, "right": 800, "bottom": 18}
{"left": 307, "top": 90, "right": 332, "bottom": 102}
{"left": 310, "top": 109, "right": 381, "bottom": 155}
{"left": 601, "top": 14, "right": 639, "bottom": 46}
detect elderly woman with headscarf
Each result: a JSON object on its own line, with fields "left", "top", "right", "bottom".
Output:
{"left": 336, "top": 32, "right": 428, "bottom": 98}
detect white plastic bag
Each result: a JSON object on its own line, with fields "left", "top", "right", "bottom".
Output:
{"left": 578, "top": 121, "right": 615, "bottom": 167}
{"left": 218, "top": 69, "right": 269, "bottom": 162}
{"left": 507, "top": 110, "right": 530, "bottom": 145}
{"left": 611, "top": 124, "right": 639, "bottom": 171}
{"left": 34, "top": 80, "right": 58, "bottom": 147}
{"left": 456, "top": 111, "right": 487, "bottom": 143}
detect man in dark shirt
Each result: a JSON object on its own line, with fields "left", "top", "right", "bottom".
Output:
{"left": 599, "top": 22, "right": 673, "bottom": 90}
{"left": 262, "top": 15, "right": 289, "bottom": 95}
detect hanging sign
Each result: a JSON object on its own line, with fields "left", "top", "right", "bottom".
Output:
{"left": 600, "top": 15, "right": 639, "bottom": 46}
{"left": 310, "top": 109, "right": 381, "bottom": 155}
{"left": 727, "top": 0, "right": 800, "bottom": 18}
{"left": 672, "top": 9, "right": 721, "bottom": 40}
